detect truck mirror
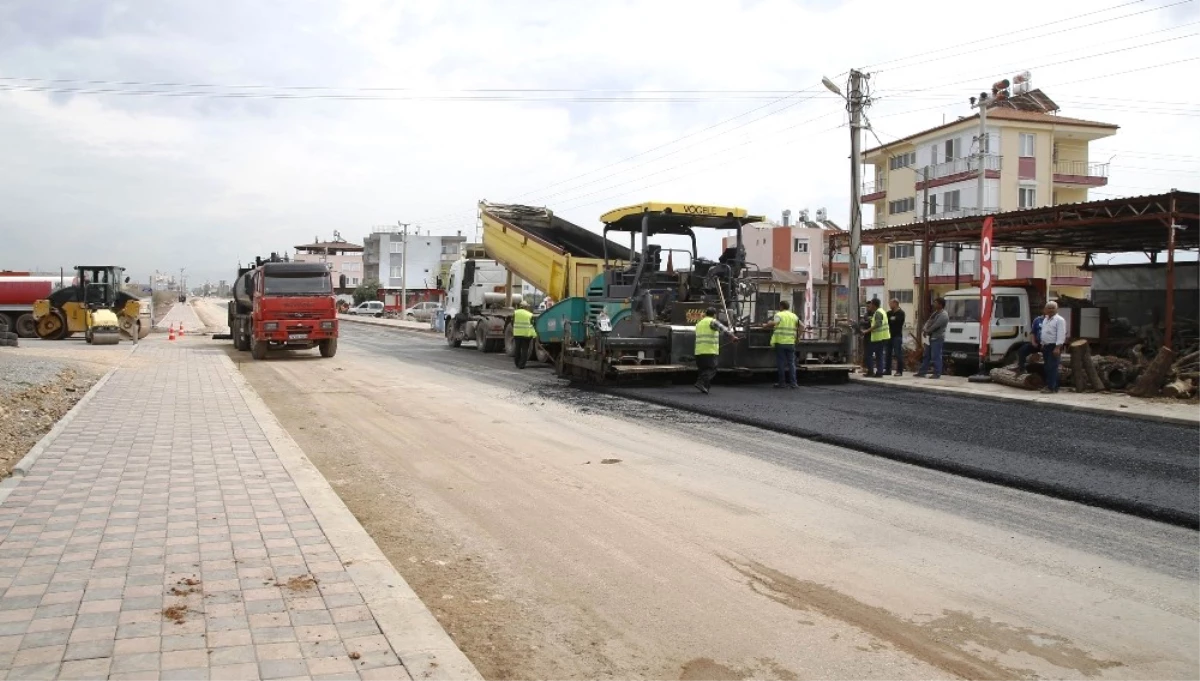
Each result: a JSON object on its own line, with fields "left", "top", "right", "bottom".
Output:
{"left": 124, "top": 276, "right": 131, "bottom": 284}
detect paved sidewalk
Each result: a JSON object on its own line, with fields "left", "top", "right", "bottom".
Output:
{"left": 153, "top": 304, "right": 205, "bottom": 335}
{"left": 0, "top": 343, "right": 477, "bottom": 680}
{"left": 849, "top": 371, "right": 1199, "bottom": 426}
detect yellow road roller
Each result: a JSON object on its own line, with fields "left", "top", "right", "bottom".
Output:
{"left": 33, "top": 265, "right": 146, "bottom": 342}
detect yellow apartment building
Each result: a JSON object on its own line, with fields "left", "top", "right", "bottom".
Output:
{"left": 859, "top": 90, "right": 1117, "bottom": 328}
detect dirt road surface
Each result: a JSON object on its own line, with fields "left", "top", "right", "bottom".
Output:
{"left": 192, "top": 299, "right": 1198, "bottom": 680}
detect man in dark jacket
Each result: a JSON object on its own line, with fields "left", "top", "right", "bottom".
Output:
{"left": 916, "top": 297, "right": 949, "bottom": 379}
{"left": 883, "top": 298, "right": 906, "bottom": 376}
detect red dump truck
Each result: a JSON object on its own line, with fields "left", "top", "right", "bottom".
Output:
{"left": 228, "top": 254, "right": 339, "bottom": 360}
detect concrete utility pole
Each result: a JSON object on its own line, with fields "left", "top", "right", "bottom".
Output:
{"left": 397, "top": 222, "right": 409, "bottom": 313}
{"left": 824, "top": 69, "right": 870, "bottom": 361}
{"left": 973, "top": 95, "right": 989, "bottom": 219}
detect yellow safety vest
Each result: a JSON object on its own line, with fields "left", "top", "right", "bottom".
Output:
{"left": 870, "top": 309, "right": 891, "bottom": 342}
{"left": 771, "top": 310, "right": 798, "bottom": 346}
{"left": 694, "top": 318, "right": 719, "bottom": 356}
{"left": 513, "top": 309, "right": 536, "bottom": 338}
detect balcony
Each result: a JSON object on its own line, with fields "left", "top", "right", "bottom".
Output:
{"left": 861, "top": 178, "right": 887, "bottom": 203}
{"left": 832, "top": 253, "right": 852, "bottom": 264}
{"left": 1052, "top": 161, "right": 1109, "bottom": 187}
{"left": 928, "top": 206, "right": 1002, "bottom": 221}
{"left": 1051, "top": 262, "right": 1093, "bottom": 286}
{"left": 915, "top": 155, "right": 1002, "bottom": 190}
{"left": 861, "top": 267, "right": 886, "bottom": 286}
{"left": 912, "top": 259, "right": 983, "bottom": 282}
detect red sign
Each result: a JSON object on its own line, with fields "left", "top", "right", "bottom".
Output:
{"left": 978, "top": 217, "right": 994, "bottom": 360}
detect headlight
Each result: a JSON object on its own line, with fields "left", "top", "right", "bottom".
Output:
{"left": 321, "top": 321, "right": 334, "bottom": 329}
{"left": 264, "top": 322, "right": 278, "bottom": 331}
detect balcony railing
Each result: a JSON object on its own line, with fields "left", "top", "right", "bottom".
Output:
{"left": 925, "top": 154, "right": 1002, "bottom": 181}
{"left": 1052, "top": 161, "right": 1109, "bottom": 185}
{"left": 861, "top": 178, "right": 886, "bottom": 197}
{"left": 1051, "top": 263, "right": 1093, "bottom": 280}
{"left": 928, "top": 206, "right": 1002, "bottom": 220}
{"left": 912, "top": 260, "right": 984, "bottom": 278}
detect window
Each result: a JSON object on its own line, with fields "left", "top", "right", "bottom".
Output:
{"left": 928, "top": 195, "right": 937, "bottom": 215}
{"left": 389, "top": 266, "right": 404, "bottom": 279}
{"left": 350, "top": 277, "right": 358, "bottom": 286}
{"left": 888, "top": 152, "right": 916, "bottom": 170}
{"left": 944, "top": 190, "right": 961, "bottom": 212}
{"left": 888, "top": 197, "right": 915, "bottom": 215}
{"left": 1018, "top": 247, "right": 1034, "bottom": 260}
{"left": 1019, "top": 187, "right": 1037, "bottom": 208}
{"left": 944, "top": 139, "right": 956, "bottom": 161}
{"left": 829, "top": 272, "right": 843, "bottom": 285}
{"left": 1020, "top": 133, "right": 1036, "bottom": 157}
{"left": 389, "top": 242, "right": 404, "bottom": 254}
{"left": 979, "top": 132, "right": 990, "bottom": 154}
{"left": 341, "top": 262, "right": 361, "bottom": 272}
{"left": 888, "top": 289, "right": 915, "bottom": 304}
{"left": 793, "top": 238, "right": 809, "bottom": 253}
{"left": 888, "top": 243, "right": 915, "bottom": 259}
{"left": 995, "top": 296, "right": 1022, "bottom": 319}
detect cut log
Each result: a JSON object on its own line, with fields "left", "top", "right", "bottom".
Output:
{"left": 1172, "top": 350, "right": 1199, "bottom": 370}
{"left": 1069, "top": 340, "right": 1107, "bottom": 392}
{"left": 989, "top": 367, "right": 1045, "bottom": 390}
{"left": 1130, "top": 346, "right": 1176, "bottom": 398}
{"left": 1163, "top": 378, "right": 1195, "bottom": 399}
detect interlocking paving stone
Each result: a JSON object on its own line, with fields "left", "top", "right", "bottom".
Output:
{"left": 0, "top": 346, "right": 412, "bottom": 680}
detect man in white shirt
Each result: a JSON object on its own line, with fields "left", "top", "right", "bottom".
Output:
{"left": 1038, "top": 301, "right": 1068, "bottom": 393}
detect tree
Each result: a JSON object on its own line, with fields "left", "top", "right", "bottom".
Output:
{"left": 353, "top": 279, "right": 380, "bottom": 305}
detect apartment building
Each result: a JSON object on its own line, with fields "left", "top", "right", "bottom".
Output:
{"left": 294, "top": 236, "right": 364, "bottom": 290}
{"left": 722, "top": 208, "right": 854, "bottom": 320}
{"left": 362, "top": 227, "right": 466, "bottom": 301}
{"left": 860, "top": 88, "right": 1117, "bottom": 325}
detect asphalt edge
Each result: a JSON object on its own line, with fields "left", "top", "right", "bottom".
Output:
{"left": 337, "top": 316, "right": 435, "bottom": 334}
{"left": 221, "top": 353, "right": 482, "bottom": 681}
{"left": 0, "top": 367, "right": 117, "bottom": 504}
{"left": 607, "top": 387, "right": 1199, "bottom": 531}
{"left": 847, "top": 374, "right": 1199, "bottom": 427}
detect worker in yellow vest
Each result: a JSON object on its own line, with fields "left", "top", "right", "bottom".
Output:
{"left": 764, "top": 300, "right": 800, "bottom": 389}
{"left": 864, "top": 298, "right": 891, "bottom": 377}
{"left": 693, "top": 307, "right": 737, "bottom": 394}
{"left": 512, "top": 302, "right": 537, "bottom": 370}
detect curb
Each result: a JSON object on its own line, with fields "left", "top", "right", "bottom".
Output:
{"left": 338, "top": 316, "right": 435, "bottom": 334}
{"left": 0, "top": 368, "right": 117, "bottom": 504}
{"left": 847, "top": 374, "right": 1200, "bottom": 427}
{"left": 222, "top": 354, "right": 481, "bottom": 681}
{"left": 607, "top": 387, "right": 1198, "bottom": 530}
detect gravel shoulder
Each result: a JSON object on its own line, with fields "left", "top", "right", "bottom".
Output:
{"left": 0, "top": 352, "right": 102, "bottom": 478}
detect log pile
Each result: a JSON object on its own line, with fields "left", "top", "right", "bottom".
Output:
{"left": 989, "top": 367, "right": 1044, "bottom": 390}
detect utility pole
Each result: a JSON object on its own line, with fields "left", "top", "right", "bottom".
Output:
{"left": 397, "top": 222, "right": 409, "bottom": 313}
{"left": 823, "top": 69, "right": 870, "bottom": 361}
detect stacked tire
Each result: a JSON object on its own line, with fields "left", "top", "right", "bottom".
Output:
{"left": 0, "top": 331, "right": 18, "bottom": 347}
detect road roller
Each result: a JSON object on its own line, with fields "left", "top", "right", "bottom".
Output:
{"left": 33, "top": 265, "right": 147, "bottom": 342}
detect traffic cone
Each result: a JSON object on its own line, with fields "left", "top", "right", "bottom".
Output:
{"left": 168, "top": 324, "right": 176, "bottom": 341}
{"left": 178, "top": 325, "right": 185, "bottom": 337}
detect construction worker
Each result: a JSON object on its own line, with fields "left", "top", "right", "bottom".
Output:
{"left": 764, "top": 300, "right": 800, "bottom": 389}
{"left": 512, "top": 302, "right": 536, "bottom": 370}
{"left": 864, "top": 298, "right": 891, "bottom": 377}
{"left": 693, "top": 307, "right": 737, "bottom": 394}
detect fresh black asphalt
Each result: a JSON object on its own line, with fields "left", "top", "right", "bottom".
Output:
{"left": 612, "top": 381, "right": 1200, "bottom": 529}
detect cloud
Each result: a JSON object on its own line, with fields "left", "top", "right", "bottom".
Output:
{"left": 0, "top": 0, "right": 1195, "bottom": 285}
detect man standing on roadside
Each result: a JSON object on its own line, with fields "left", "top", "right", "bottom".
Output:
{"left": 864, "top": 299, "right": 890, "bottom": 378}
{"left": 1039, "top": 301, "right": 1068, "bottom": 393}
{"left": 883, "top": 298, "right": 906, "bottom": 376}
{"left": 764, "top": 300, "right": 800, "bottom": 389}
{"left": 511, "top": 302, "right": 537, "bottom": 370}
{"left": 916, "top": 297, "right": 949, "bottom": 379}
{"left": 694, "top": 307, "right": 737, "bottom": 394}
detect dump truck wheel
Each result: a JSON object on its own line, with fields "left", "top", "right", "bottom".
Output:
{"left": 504, "top": 323, "right": 515, "bottom": 356}
{"left": 15, "top": 314, "right": 37, "bottom": 338}
{"left": 251, "top": 338, "right": 268, "bottom": 360}
{"left": 35, "top": 310, "right": 68, "bottom": 340}
{"left": 445, "top": 323, "right": 462, "bottom": 348}
{"left": 319, "top": 338, "right": 337, "bottom": 358}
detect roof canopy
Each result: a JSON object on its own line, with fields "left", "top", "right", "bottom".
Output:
{"left": 600, "top": 202, "right": 764, "bottom": 234}
{"left": 828, "top": 191, "right": 1199, "bottom": 253}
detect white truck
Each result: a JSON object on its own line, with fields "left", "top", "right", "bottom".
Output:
{"left": 942, "top": 278, "right": 1049, "bottom": 367}
{"left": 442, "top": 255, "right": 523, "bottom": 352}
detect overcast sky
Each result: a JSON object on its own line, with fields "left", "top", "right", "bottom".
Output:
{"left": 1, "top": 0, "right": 1196, "bottom": 285}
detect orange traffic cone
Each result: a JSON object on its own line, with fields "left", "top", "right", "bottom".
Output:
{"left": 168, "top": 324, "right": 176, "bottom": 341}
{"left": 178, "top": 325, "right": 185, "bottom": 337}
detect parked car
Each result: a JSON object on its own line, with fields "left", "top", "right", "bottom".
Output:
{"left": 347, "top": 301, "right": 384, "bottom": 317}
{"left": 404, "top": 301, "right": 441, "bottom": 323}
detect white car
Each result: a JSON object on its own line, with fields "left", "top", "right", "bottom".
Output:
{"left": 404, "top": 301, "right": 441, "bottom": 322}
{"left": 347, "top": 301, "right": 384, "bottom": 317}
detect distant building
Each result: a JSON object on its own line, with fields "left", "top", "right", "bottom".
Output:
{"left": 294, "top": 234, "right": 364, "bottom": 290}
{"left": 362, "top": 227, "right": 466, "bottom": 304}
{"left": 723, "top": 208, "right": 852, "bottom": 322}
